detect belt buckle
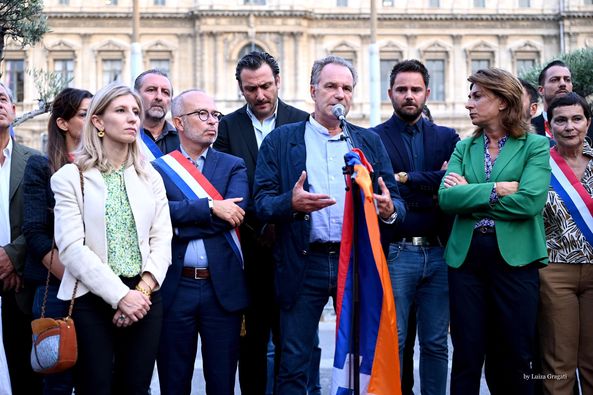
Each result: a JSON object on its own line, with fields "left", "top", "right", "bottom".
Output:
{"left": 194, "top": 268, "right": 206, "bottom": 280}
{"left": 412, "top": 237, "right": 426, "bottom": 246}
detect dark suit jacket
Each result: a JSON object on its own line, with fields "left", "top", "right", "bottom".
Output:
{"left": 370, "top": 114, "right": 459, "bottom": 242}
{"left": 22, "top": 155, "right": 58, "bottom": 286}
{"left": 1, "top": 139, "right": 39, "bottom": 310}
{"left": 253, "top": 121, "right": 406, "bottom": 309}
{"left": 153, "top": 148, "right": 250, "bottom": 313}
{"left": 532, "top": 113, "right": 593, "bottom": 142}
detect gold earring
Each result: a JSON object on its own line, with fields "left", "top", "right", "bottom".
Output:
{"left": 97, "top": 129, "right": 105, "bottom": 138}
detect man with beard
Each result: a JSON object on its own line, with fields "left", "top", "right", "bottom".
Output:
{"left": 214, "top": 51, "right": 309, "bottom": 394}
{"left": 520, "top": 78, "right": 539, "bottom": 124}
{"left": 370, "top": 59, "right": 459, "bottom": 395}
{"left": 532, "top": 60, "right": 593, "bottom": 141}
{"left": 134, "top": 69, "right": 179, "bottom": 157}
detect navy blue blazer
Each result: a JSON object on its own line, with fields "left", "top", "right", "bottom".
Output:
{"left": 254, "top": 121, "right": 406, "bottom": 309}
{"left": 153, "top": 148, "right": 250, "bottom": 313}
{"left": 370, "top": 115, "right": 459, "bottom": 241}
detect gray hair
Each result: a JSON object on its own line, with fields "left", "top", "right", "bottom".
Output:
{"left": 310, "top": 55, "right": 358, "bottom": 87}
{"left": 134, "top": 69, "right": 173, "bottom": 96}
{"left": 171, "top": 89, "right": 205, "bottom": 117}
{"left": 0, "top": 82, "right": 14, "bottom": 103}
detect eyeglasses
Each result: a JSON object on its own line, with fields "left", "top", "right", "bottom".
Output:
{"left": 178, "top": 109, "right": 223, "bottom": 122}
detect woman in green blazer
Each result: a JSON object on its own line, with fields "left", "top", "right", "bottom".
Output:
{"left": 438, "top": 68, "right": 551, "bottom": 395}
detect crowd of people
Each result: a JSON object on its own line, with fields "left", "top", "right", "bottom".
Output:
{"left": 0, "top": 51, "right": 591, "bottom": 395}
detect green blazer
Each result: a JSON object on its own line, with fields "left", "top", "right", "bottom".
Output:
{"left": 438, "top": 132, "right": 551, "bottom": 268}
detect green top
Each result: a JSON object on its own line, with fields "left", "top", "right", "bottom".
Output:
{"left": 102, "top": 167, "right": 142, "bottom": 277}
{"left": 438, "top": 132, "right": 551, "bottom": 268}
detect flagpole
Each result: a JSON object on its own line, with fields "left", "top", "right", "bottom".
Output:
{"left": 342, "top": 123, "right": 361, "bottom": 395}
{"left": 351, "top": 177, "right": 361, "bottom": 395}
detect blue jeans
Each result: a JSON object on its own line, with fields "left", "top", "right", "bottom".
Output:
{"left": 388, "top": 242, "right": 449, "bottom": 395}
{"left": 32, "top": 285, "right": 75, "bottom": 395}
{"left": 266, "top": 329, "right": 322, "bottom": 395}
{"left": 277, "top": 251, "right": 338, "bottom": 395}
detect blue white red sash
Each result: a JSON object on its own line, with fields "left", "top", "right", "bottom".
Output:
{"left": 549, "top": 148, "right": 593, "bottom": 247}
{"left": 154, "top": 150, "right": 243, "bottom": 265}
{"left": 139, "top": 129, "right": 164, "bottom": 161}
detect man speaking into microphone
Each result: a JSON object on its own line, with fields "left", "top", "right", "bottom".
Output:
{"left": 254, "top": 55, "right": 406, "bottom": 394}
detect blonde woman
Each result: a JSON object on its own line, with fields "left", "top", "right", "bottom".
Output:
{"left": 51, "top": 83, "right": 172, "bottom": 395}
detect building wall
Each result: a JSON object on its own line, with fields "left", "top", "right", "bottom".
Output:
{"left": 3, "top": 0, "right": 593, "bottom": 148}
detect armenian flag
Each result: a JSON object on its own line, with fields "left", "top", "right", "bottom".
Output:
{"left": 331, "top": 149, "right": 401, "bottom": 395}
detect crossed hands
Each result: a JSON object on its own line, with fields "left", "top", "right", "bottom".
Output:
{"left": 444, "top": 172, "right": 519, "bottom": 197}
{"left": 113, "top": 290, "right": 151, "bottom": 328}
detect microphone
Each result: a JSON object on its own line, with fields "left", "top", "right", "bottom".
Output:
{"left": 331, "top": 104, "right": 346, "bottom": 122}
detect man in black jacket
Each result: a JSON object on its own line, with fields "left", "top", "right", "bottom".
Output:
{"left": 532, "top": 60, "right": 593, "bottom": 141}
{"left": 213, "top": 51, "right": 309, "bottom": 395}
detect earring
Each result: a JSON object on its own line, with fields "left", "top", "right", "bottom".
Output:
{"left": 97, "top": 129, "right": 105, "bottom": 138}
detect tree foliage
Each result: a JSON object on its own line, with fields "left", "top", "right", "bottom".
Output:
{"left": 520, "top": 48, "right": 593, "bottom": 99}
{"left": 13, "top": 69, "right": 71, "bottom": 127}
{"left": 0, "top": 0, "right": 49, "bottom": 66}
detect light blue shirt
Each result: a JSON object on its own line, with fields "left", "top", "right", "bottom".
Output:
{"left": 305, "top": 116, "right": 349, "bottom": 243}
{"left": 180, "top": 145, "right": 209, "bottom": 268}
{"left": 246, "top": 101, "right": 278, "bottom": 148}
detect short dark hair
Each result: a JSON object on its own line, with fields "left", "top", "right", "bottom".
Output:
{"left": 235, "top": 51, "right": 280, "bottom": 85}
{"left": 389, "top": 59, "right": 430, "bottom": 88}
{"left": 538, "top": 60, "right": 569, "bottom": 86}
{"left": 519, "top": 78, "right": 539, "bottom": 105}
{"left": 133, "top": 69, "right": 171, "bottom": 93}
{"left": 548, "top": 92, "right": 592, "bottom": 122}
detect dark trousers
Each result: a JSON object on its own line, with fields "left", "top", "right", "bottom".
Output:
{"left": 2, "top": 288, "right": 42, "bottom": 395}
{"left": 449, "top": 232, "right": 539, "bottom": 395}
{"left": 72, "top": 285, "right": 163, "bottom": 395}
{"left": 239, "top": 231, "right": 280, "bottom": 395}
{"left": 157, "top": 277, "right": 241, "bottom": 395}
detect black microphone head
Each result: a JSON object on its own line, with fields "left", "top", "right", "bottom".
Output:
{"left": 331, "top": 104, "right": 346, "bottom": 121}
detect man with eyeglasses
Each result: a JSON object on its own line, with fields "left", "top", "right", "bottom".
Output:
{"left": 154, "top": 89, "right": 249, "bottom": 394}
{"left": 214, "top": 51, "right": 309, "bottom": 394}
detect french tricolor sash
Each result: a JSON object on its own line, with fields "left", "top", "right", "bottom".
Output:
{"left": 139, "top": 129, "right": 164, "bottom": 161}
{"left": 549, "top": 148, "right": 593, "bottom": 247}
{"left": 154, "top": 150, "right": 244, "bottom": 265}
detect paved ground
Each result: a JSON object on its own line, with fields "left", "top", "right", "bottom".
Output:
{"left": 150, "top": 304, "right": 491, "bottom": 394}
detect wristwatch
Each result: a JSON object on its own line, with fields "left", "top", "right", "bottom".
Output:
{"left": 381, "top": 210, "right": 398, "bottom": 225}
{"left": 207, "top": 197, "right": 214, "bottom": 214}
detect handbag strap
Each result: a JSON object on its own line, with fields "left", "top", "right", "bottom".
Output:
{"left": 39, "top": 166, "right": 84, "bottom": 320}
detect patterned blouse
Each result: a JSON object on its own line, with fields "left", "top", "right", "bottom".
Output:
{"left": 543, "top": 142, "right": 593, "bottom": 264}
{"left": 102, "top": 167, "right": 143, "bottom": 277}
{"left": 475, "top": 133, "right": 508, "bottom": 229}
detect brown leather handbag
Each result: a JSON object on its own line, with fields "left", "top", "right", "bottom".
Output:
{"left": 30, "top": 167, "right": 84, "bottom": 374}
{"left": 30, "top": 245, "right": 79, "bottom": 374}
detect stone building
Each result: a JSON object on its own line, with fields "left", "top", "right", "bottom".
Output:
{"left": 3, "top": 0, "right": 593, "bottom": 148}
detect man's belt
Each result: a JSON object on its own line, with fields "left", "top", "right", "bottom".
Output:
{"left": 399, "top": 236, "right": 441, "bottom": 247}
{"left": 309, "top": 242, "right": 341, "bottom": 254}
{"left": 182, "top": 267, "right": 210, "bottom": 280}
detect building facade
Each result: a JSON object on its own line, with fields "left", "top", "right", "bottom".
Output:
{"left": 3, "top": 0, "right": 593, "bottom": 148}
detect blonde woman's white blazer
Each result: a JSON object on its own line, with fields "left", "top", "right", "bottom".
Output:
{"left": 51, "top": 163, "right": 172, "bottom": 309}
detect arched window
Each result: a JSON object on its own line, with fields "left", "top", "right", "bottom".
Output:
{"left": 238, "top": 43, "right": 265, "bottom": 61}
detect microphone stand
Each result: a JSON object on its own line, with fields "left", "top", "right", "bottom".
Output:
{"left": 342, "top": 145, "right": 360, "bottom": 395}
{"left": 340, "top": 118, "right": 355, "bottom": 150}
